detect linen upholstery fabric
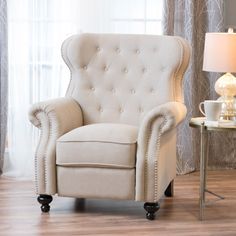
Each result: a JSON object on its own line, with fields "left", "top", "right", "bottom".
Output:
{"left": 62, "top": 34, "right": 190, "bottom": 125}
{"left": 29, "top": 97, "right": 83, "bottom": 194}
{"left": 29, "top": 33, "right": 190, "bottom": 204}
{"left": 57, "top": 167, "right": 135, "bottom": 200}
{"left": 57, "top": 123, "right": 138, "bottom": 168}
{"left": 136, "top": 101, "right": 187, "bottom": 201}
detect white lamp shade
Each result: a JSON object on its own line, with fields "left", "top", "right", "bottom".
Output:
{"left": 203, "top": 33, "right": 236, "bottom": 72}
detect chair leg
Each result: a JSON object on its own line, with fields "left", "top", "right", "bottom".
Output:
{"left": 144, "top": 202, "right": 160, "bottom": 220}
{"left": 37, "top": 194, "right": 53, "bottom": 213}
{"left": 164, "top": 180, "right": 174, "bottom": 197}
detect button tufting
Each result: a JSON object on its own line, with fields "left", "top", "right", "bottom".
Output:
{"left": 150, "top": 88, "right": 155, "bottom": 93}
{"left": 91, "top": 87, "right": 95, "bottom": 91}
{"left": 131, "top": 89, "right": 136, "bottom": 94}
{"left": 115, "top": 47, "right": 121, "bottom": 53}
{"left": 103, "top": 66, "right": 108, "bottom": 71}
{"left": 123, "top": 68, "right": 128, "bottom": 73}
{"left": 139, "top": 107, "right": 144, "bottom": 113}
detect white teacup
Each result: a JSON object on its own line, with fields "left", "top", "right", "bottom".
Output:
{"left": 199, "top": 100, "right": 223, "bottom": 121}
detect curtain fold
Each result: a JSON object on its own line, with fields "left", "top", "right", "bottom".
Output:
{"left": 0, "top": 0, "right": 8, "bottom": 174}
{"left": 162, "top": 0, "right": 228, "bottom": 174}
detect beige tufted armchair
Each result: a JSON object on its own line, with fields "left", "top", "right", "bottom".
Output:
{"left": 29, "top": 33, "right": 190, "bottom": 220}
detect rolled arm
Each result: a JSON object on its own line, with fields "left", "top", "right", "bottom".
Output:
{"left": 135, "top": 102, "right": 187, "bottom": 202}
{"left": 29, "top": 97, "right": 83, "bottom": 195}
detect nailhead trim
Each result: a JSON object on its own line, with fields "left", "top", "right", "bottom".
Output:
{"left": 144, "top": 115, "right": 167, "bottom": 201}
{"left": 154, "top": 118, "right": 167, "bottom": 201}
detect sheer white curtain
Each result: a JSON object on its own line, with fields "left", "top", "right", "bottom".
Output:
{"left": 4, "top": 0, "right": 163, "bottom": 178}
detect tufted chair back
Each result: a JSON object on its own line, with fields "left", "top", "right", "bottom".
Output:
{"left": 62, "top": 33, "right": 189, "bottom": 126}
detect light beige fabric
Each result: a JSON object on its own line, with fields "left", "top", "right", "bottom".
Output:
{"left": 57, "top": 123, "right": 138, "bottom": 168}
{"left": 29, "top": 33, "right": 190, "bottom": 203}
{"left": 62, "top": 34, "right": 190, "bottom": 126}
{"left": 136, "top": 101, "right": 187, "bottom": 201}
{"left": 57, "top": 167, "right": 135, "bottom": 200}
{"left": 29, "top": 97, "right": 83, "bottom": 194}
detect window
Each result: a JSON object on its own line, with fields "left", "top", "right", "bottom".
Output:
{"left": 5, "top": 0, "right": 163, "bottom": 177}
{"left": 111, "top": 0, "right": 163, "bottom": 34}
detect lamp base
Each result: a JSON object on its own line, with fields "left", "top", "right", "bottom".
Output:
{"left": 214, "top": 73, "right": 236, "bottom": 121}
{"left": 217, "top": 96, "right": 236, "bottom": 121}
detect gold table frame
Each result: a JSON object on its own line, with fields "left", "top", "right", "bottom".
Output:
{"left": 189, "top": 117, "right": 236, "bottom": 220}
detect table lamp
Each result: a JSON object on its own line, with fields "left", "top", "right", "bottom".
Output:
{"left": 203, "top": 28, "right": 236, "bottom": 121}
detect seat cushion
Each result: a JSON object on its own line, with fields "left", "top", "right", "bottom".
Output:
{"left": 56, "top": 123, "right": 138, "bottom": 168}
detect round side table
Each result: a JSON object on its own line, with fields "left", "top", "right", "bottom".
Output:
{"left": 189, "top": 117, "right": 236, "bottom": 220}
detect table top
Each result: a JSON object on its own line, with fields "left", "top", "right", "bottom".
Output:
{"left": 189, "top": 117, "right": 236, "bottom": 131}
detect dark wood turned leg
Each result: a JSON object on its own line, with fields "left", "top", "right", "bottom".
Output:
{"left": 144, "top": 202, "right": 160, "bottom": 220}
{"left": 165, "top": 180, "right": 174, "bottom": 197}
{"left": 75, "top": 198, "right": 86, "bottom": 211}
{"left": 37, "top": 195, "right": 53, "bottom": 213}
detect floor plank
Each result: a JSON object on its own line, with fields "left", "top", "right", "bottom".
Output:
{"left": 1, "top": 170, "right": 236, "bottom": 235}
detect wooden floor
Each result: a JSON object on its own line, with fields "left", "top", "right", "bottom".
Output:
{"left": 1, "top": 170, "right": 236, "bottom": 235}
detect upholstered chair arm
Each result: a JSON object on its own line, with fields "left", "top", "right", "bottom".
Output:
{"left": 135, "top": 102, "right": 187, "bottom": 202}
{"left": 29, "top": 97, "right": 83, "bottom": 195}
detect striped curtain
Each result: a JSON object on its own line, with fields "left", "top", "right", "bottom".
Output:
{"left": 162, "top": 0, "right": 225, "bottom": 174}
{"left": 0, "top": 0, "right": 8, "bottom": 174}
